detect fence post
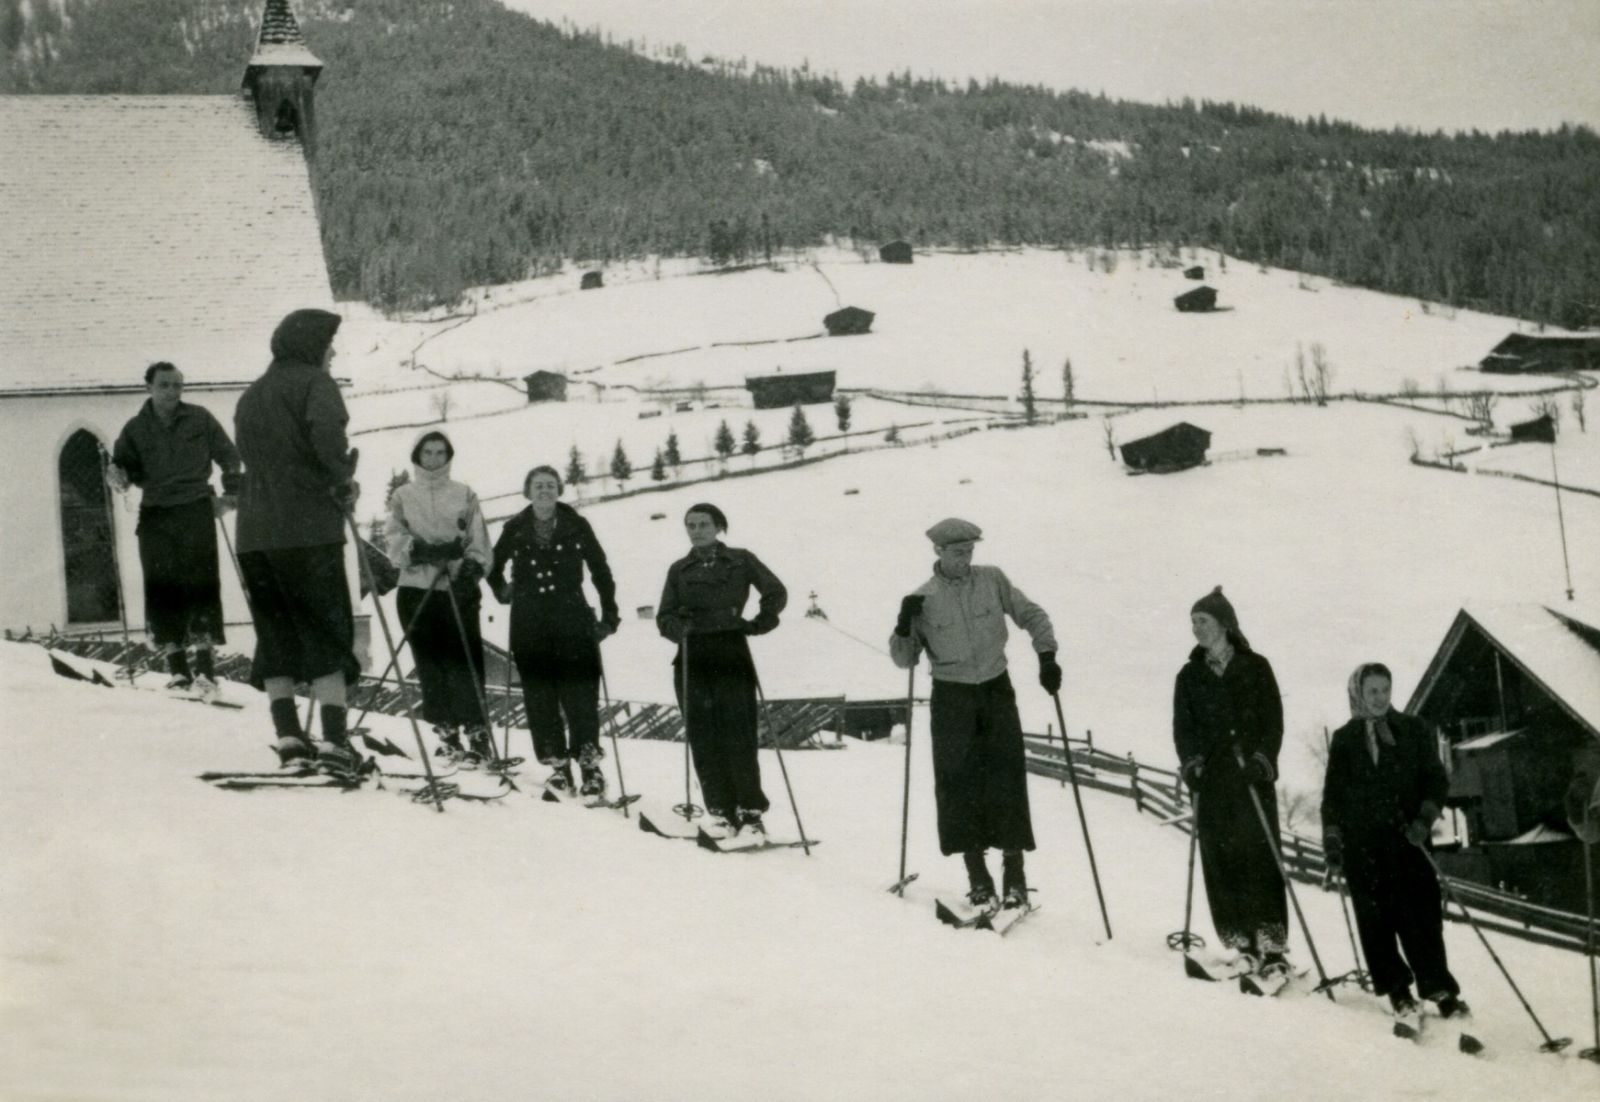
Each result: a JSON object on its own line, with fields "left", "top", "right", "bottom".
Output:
{"left": 1086, "top": 728, "right": 1094, "bottom": 753}
{"left": 1291, "top": 835, "right": 1303, "bottom": 879}
{"left": 1129, "top": 754, "right": 1143, "bottom": 815}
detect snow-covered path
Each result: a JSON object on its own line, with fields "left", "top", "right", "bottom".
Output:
{"left": 3, "top": 644, "right": 1594, "bottom": 1101}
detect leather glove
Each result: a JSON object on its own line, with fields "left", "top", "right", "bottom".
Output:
{"left": 491, "top": 578, "right": 511, "bottom": 605}
{"left": 1181, "top": 756, "right": 1205, "bottom": 790}
{"left": 1323, "top": 832, "right": 1344, "bottom": 875}
{"left": 1242, "top": 751, "right": 1276, "bottom": 785}
{"left": 596, "top": 617, "right": 618, "bottom": 641}
{"left": 412, "top": 538, "right": 463, "bottom": 565}
{"left": 211, "top": 494, "right": 237, "bottom": 517}
{"left": 331, "top": 480, "right": 359, "bottom": 511}
{"left": 1038, "top": 651, "right": 1062, "bottom": 695}
{"left": 1404, "top": 818, "right": 1432, "bottom": 847}
{"left": 456, "top": 558, "right": 486, "bottom": 584}
{"left": 895, "top": 594, "right": 925, "bottom": 637}
{"left": 221, "top": 470, "right": 243, "bottom": 496}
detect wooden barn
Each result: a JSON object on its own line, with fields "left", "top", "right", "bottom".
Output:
{"left": 746, "top": 370, "right": 836, "bottom": 409}
{"left": 879, "top": 241, "right": 914, "bottom": 264}
{"left": 824, "top": 306, "right": 876, "bottom": 336}
{"left": 580, "top": 270, "right": 603, "bottom": 290}
{"left": 1183, "top": 265, "right": 1205, "bottom": 279}
{"left": 523, "top": 370, "right": 568, "bottom": 403}
{"left": 1174, "top": 286, "right": 1218, "bottom": 313}
{"left": 1479, "top": 333, "right": 1600, "bottom": 374}
{"left": 1120, "top": 422, "right": 1211, "bottom": 473}
{"left": 1407, "top": 604, "right": 1600, "bottom": 910}
{"left": 0, "top": 0, "right": 362, "bottom": 644}
{"left": 1509, "top": 414, "right": 1556, "bottom": 444}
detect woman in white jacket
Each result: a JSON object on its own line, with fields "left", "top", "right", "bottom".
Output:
{"left": 385, "top": 431, "right": 493, "bottom": 762}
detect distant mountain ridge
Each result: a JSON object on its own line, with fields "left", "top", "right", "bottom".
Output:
{"left": 4, "top": 0, "right": 1597, "bottom": 326}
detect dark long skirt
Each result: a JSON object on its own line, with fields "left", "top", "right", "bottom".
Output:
{"left": 673, "top": 630, "right": 767, "bottom": 818}
{"left": 137, "top": 499, "right": 224, "bottom": 646}
{"left": 1346, "top": 841, "right": 1459, "bottom": 999}
{"left": 397, "top": 584, "right": 485, "bottom": 728}
{"left": 1197, "top": 770, "right": 1288, "bottom": 955}
{"left": 929, "top": 672, "right": 1035, "bottom": 855}
{"left": 239, "top": 543, "right": 358, "bottom": 687}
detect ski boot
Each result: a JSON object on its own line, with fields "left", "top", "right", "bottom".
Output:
{"left": 164, "top": 674, "right": 195, "bottom": 693}
{"left": 315, "top": 739, "right": 365, "bottom": 779}
{"left": 544, "top": 758, "right": 574, "bottom": 794}
{"left": 1258, "top": 951, "right": 1292, "bottom": 982}
{"left": 190, "top": 674, "right": 220, "bottom": 704}
{"left": 577, "top": 743, "right": 606, "bottom": 798}
{"left": 433, "top": 726, "right": 465, "bottom": 762}
{"left": 963, "top": 851, "right": 999, "bottom": 913}
{"left": 272, "top": 735, "right": 315, "bottom": 767}
{"left": 1430, "top": 992, "right": 1471, "bottom": 1020}
{"left": 735, "top": 807, "right": 766, "bottom": 838}
{"left": 1000, "top": 850, "right": 1030, "bottom": 909}
{"left": 703, "top": 808, "right": 735, "bottom": 838}
{"left": 465, "top": 725, "right": 495, "bottom": 768}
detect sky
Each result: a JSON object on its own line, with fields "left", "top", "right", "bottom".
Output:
{"left": 500, "top": 0, "right": 1600, "bottom": 134}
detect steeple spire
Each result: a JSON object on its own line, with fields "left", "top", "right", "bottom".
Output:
{"left": 241, "top": 0, "right": 324, "bottom": 149}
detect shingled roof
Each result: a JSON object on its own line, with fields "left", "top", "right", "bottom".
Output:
{"left": 0, "top": 95, "right": 333, "bottom": 394}
{"left": 247, "top": 0, "right": 323, "bottom": 70}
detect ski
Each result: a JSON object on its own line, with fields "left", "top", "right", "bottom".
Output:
{"left": 209, "top": 774, "right": 364, "bottom": 792}
{"left": 935, "top": 896, "right": 999, "bottom": 929}
{"left": 1388, "top": 1006, "right": 1484, "bottom": 1055}
{"left": 986, "top": 902, "right": 1039, "bottom": 937}
{"left": 542, "top": 787, "right": 641, "bottom": 811}
{"left": 1238, "top": 965, "right": 1309, "bottom": 998}
{"left": 638, "top": 809, "right": 716, "bottom": 841}
{"left": 694, "top": 827, "right": 816, "bottom": 853}
{"left": 1183, "top": 955, "right": 1252, "bottom": 983}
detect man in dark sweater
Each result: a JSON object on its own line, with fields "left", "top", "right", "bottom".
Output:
{"left": 110, "top": 361, "right": 241, "bottom": 698}
{"left": 1323, "top": 662, "right": 1466, "bottom": 1020}
{"left": 233, "top": 309, "right": 361, "bottom": 770}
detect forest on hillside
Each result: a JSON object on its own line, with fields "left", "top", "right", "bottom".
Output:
{"left": 4, "top": 0, "right": 1598, "bottom": 327}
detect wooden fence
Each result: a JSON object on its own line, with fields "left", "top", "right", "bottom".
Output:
{"left": 1021, "top": 733, "right": 1594, "bottom": 954}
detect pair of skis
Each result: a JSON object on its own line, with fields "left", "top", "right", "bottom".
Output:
{"left": 540, "top": 780, "right": 642, "bottom": 813}
{"left": 934, "top": 896, "right": 1038, "bottom": 937}
{"left": 636, "top": 810, "right": 816, "bottom": 853}
{"left": 1392, "top": 1005, "right": 1485, "bottom": 1056}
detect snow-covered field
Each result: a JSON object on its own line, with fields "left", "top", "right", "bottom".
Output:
{"left": 2, "top": 643, "right": 1596, "bottom": 1102}
{"left": 8, "top": 248, "right": 1599, "bottom": 1099}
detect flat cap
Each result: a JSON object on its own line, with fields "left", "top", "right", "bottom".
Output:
{"left": 925, "top": 517, "right": 983, "bottom": 545}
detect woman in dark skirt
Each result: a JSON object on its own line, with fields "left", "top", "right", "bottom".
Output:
{"left": 489, "top": 466, "right": 619, "bottom": 795}
{"left": 1172, "top": 586, "right": 1290, "bottom": 979}
{"left": 656, "top": 503, "right": 787, "bottom": 837}
{"left": 1323, "top": 662, "right": 1466, "bottom": 1020}
{"left": 385, "top": 431, "right": 492, "bottom": 763}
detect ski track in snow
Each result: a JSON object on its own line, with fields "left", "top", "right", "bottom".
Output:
{"left": 1, "top": 645, "right": 1596, "bottom": 1101}
{"left": 7, "top": 248, "right": 1598, "bottom": 1099}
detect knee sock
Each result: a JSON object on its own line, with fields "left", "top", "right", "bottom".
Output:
{"left": 192, "top": 648, "right": 215, "bottom": 680}
{"left": 320, "top": 704, "right": 348, "bottom": 745}
{"left": 167, "top": 649, "right": 191, "bottom": 679}
{"left": 269, "top": 698, "right": 303, "bottom": 739}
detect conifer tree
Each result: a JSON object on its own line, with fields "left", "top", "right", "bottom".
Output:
{"left": 715, "top": 420, "right": 736, "bottom": 462}
{"left": 741, "top": 420, "right": 761, "bottom": 458}
{"left": 1020, "top": 350, "right": 1037, "bottom": 425}
{"left": 664, "top": 429, "right": 682, "bottom": 469}
{"left": 650, "top": 448, "right": 666, "bottom": 481}
{"left": 834, "top": 393, "right": 852, "bottom": 433}
{"left": 610, "top": 440, "right": 631, "bottom": 485}
{"left": 787, "top": 404, "right": 815, "bottom": 451}
{"left": 1061, "top": 357, "right": 1075, "bottom": 404}
{"left": 565, "top": 444, "right": 585, "bottom": 489}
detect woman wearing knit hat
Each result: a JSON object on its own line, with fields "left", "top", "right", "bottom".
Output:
{"left": 384, "top": 431, "right": 493, "bottom": 765}
{"left": 1172, "top": 586, "right": 1289, "bottom": 978}
{"left": 1322, "top": 662, "right": 1466, "bottom": 1022}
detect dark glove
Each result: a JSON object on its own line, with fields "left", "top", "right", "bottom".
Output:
{"left": 412, "top": 538, "right": 463, "bottom": 565}
{"left": 1403, "top": 818, "right": 1432, "bottom": 847}
{"left": 456, "top": 558, "right": 486, "bottom": 585}
{"left": 221, "top": 470, "right": 243, "bottom": 496}
{"left": 1323, "top": 832, "right": 1344, "bottom": 875}
{"left": 1242, "top": 751, "right": 1276, "bottom": 786}
{"left": 332, "top": 479, "right": 360, "bottom": 511}
{"left": 1038, "top": 651, "right": 1062, "bottom": 695}
{"left": 596, "top": 617, "right": 618, "bottom": 641}
{"left": 491, "top": 578, "right": 511, "bottom": 605}
{"left": 895, "top": 594, "right": 925, "bottom": 637}
{"left": 1181, "top": 756, "right": 1205, "bottom": 790}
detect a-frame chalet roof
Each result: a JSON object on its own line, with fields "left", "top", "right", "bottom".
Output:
{"left": 0, "top": 95, "right": 333, "bottom": 395}
{"left": 248, "top": 0, "right": 324, "bottom": 70}
{"left": 1408, "top": 603, "right": 1600, "bottom": 742}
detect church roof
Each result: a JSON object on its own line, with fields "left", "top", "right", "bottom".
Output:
{"left": 248, "top": 0, "right": 323, "bottom": 71}
{"left": 0, "top": 95, "right": 334, "bottom": 394}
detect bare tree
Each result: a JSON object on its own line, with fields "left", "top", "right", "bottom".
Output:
{"left": 1463, "top": 391, "right": 1498, "bottom": 427}
{"left": 1572, "top": 387, "right": 1588, "bottom": 432}
{"left": 1101, "top": 417, "right": 1117, "bottom": 460}
{"left": 1531, "top": 393, "right": 1563, "bottom": 433}
{"left": 1309, "top": 342, "right": 1334, "bottom": 406}
{"left": 431, "top": 388, "right": 454, "bottom": 422}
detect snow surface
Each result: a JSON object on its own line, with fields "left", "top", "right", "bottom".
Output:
{"left": 2, "top": 643, "right": 1595, "bottom": 1101}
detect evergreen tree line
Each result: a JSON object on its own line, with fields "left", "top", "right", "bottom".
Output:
{"left": 5, "top": 0, "right": 1597, "bottom": 327}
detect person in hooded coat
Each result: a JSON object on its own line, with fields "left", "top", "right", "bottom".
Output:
{"left": 233, "top": 308, "right": 361, "bottom": 771}
{"left": 489, "top": 465, "right": 619, "bottom": 796}
{"left": 385, "top": 431, "right": 493, "bottom": 763}
{"left": 1322, "top": 662, "right": 1466, "bottom": 1019}
{"left": 1172, "top": 586, "right": 1289, "bottom": 976}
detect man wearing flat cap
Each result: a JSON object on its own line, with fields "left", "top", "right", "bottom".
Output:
{"left": 889, "top": 518, "right": 1061, "bottom": 912}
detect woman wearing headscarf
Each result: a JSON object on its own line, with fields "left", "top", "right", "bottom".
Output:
{"left": 1172, "top": 586, "right": 1290, "bottom": 979}
{"left": 385, "top": 430, "right": 492, "bottom": 763}
{"left": 1322, "top": 662, "right": 1466, "bottom": 1020}
{"left": 489, "top": 466, "right": 619, "bottom": 796}
{"left": 656, "top": 503, "right": 787, "bottom": 837}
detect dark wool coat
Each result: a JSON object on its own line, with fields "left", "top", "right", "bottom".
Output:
{"left": 1172, "top": 637, "right": 1288, "bottom": 953}
{"left": 655, "top": 543, "right": 786, "bottom": 643}
{"left": 233, "top": 310, "right": 354, "bottom": 553}
{"left": 490, "top": 502, "right": 618, "bottom": 672}
{"left": 1322, "top": 710, "right": 1449, "bottom": 865}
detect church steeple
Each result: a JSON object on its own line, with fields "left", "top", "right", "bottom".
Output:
{"left": 241, "top": 0, "right": 324, "bottom": 150}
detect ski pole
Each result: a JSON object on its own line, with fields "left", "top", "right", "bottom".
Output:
{"left": 596, "top": 645, "right": 631, "bottom": 818}
{"left": 436, "top": 556, "right": 497, "bottom": 761}
{"left": 753, "top": 671, "right": 813, "bottom": 856}
{"left": 1233, "top": 750, "right": 1333, "bottom": 999}
{"left": 672, "top": 629, "right": 701, "bottom": 821}
{"left": 1050, "top": 691, "right": 1113, "bottom": 940}
{"left": 1582, "top": 831, "right": 1598, "bottom": 1064}
{"left": 888, "top": 660, "right": 917, "bottom": 894}
{"left": 348, "top": 566, "right": 445, "bottom": 735}
{"left": 346, "top": 510, "right": 447, "bottom": 813}
{"left": 1167, "top": 791, "right": 1203, "bottom": 952}
{"left": 1417, "top": 845, "right": 1571, "bottom": 1053}
{"left": 1332, "top": 874, "right": 1372, "bottom": 992}
{"left": 500, "top": 655, "right": 516, "bottom": 762}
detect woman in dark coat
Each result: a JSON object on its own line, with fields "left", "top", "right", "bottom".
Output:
{"left": 489, "top": 466, "right": 619, "bottom": 795}
{"left": 1172, "top": 586, "right": 1289, "bottom": 977}
{"left": 1323, "top": 662, "right": 1466, "bottom": 1019}
{"left": 656, "top": 503, "right": 787, "bottom": 838}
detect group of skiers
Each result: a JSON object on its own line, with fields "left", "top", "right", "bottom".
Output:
{"left": 115, "top": 305, "right": 1474, "bottom": 1013}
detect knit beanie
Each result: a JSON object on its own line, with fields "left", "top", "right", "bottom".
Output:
{"left": 1190, "top": 586, "right": 1239, "bottom": 635}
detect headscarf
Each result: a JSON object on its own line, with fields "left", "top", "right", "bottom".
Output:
{"left": 1347, "top": 662, "right": 1396, "bottom": 764}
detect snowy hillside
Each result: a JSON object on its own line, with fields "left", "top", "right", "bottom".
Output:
{"left": 2, "top": 643, "right": 1596, "bottom": 1102}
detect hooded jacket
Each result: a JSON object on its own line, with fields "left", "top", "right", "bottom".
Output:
{"left": 384, "top": 436, "right": 491, "bottom": 591}
{"left": 233, "top": 310, "right": 353, "bottom": 553}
